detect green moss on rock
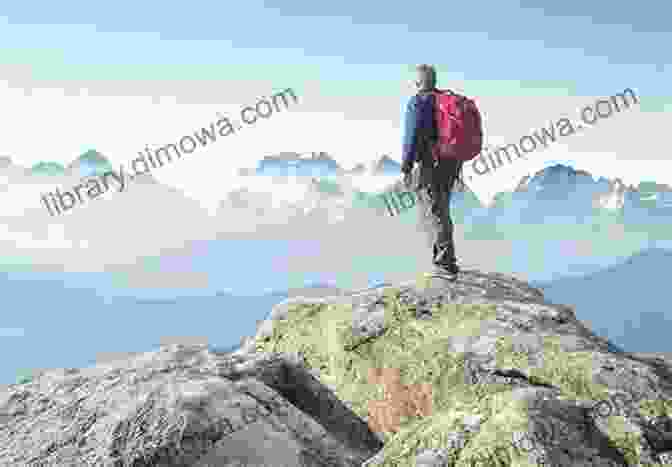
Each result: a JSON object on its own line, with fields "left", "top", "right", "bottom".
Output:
{"left": 253, "top": 287, "right": 671, "bottom": 466}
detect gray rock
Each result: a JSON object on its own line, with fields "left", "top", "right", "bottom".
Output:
{"left": 351, "top": 304, "right": 387, "bottom": 340}
{"left": 253, "top": 270, "right": 672, "bottom": 466}
{"left": 0, "top": 345, "right": 382, "bottom": 466}
{"left": 4, "top": 268, "right": 672, "bottom": 466}
{"left": 414, "top": 447, "right": 451, "bottom": 466}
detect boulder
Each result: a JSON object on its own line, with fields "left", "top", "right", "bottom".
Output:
{"left": 0, "top": 345, "right": 382, "bottom": 466}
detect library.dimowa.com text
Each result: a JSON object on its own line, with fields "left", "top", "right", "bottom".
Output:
{"left": 40, "top": 88, "right": 298, "bottom": 216}
{"left": 381, "top": 87, "right": 639, "bottom": 217}
{"left": 468, "top": 87, "right": 638, "bottom": 177}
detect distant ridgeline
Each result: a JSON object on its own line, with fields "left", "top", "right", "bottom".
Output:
{"left": 239, "top": 152, "right": 403, "bottom": 177}
{"left": 30, "top": 149, "right": 114, "bottom": 178}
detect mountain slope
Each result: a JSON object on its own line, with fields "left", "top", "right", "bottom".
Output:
{"left": 253, "top": 151, "right": 344, "bottom": 176}
{"left": 370, "top": 155, "right": 402, "bottom": 175}
{"left": 29, "top": 161, "right": 66, "bottom": 176}
{"left": 488, "top": 164, "right": 631, "bottom": 226}
{"left": 65, "top": 149, "right": 114, "bottom": 177}
{"left": 531, "top": 248, "right": 672, "bottom": 353}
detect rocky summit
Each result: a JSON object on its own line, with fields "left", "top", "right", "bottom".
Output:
{"left": 2, "top": 269, "right": 672, "bottom": 466}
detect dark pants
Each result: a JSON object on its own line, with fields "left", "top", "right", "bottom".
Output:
{"left": 414, "top": 158, "right": 462, "bottom": 268}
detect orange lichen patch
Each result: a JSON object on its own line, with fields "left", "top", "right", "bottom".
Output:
{"left": 367, "top": 399, "right": 404, "bottom": 433}
{"left": 408, "top": 382, "right": 434, "bottom": 417}
{"left": 366, "top": 367, "right": 434, "bottom": 433}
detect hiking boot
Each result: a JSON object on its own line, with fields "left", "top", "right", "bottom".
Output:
{"left": 433, "top": 262, "right": 459, "bottom": 279}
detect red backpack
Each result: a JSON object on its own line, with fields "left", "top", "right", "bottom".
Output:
{"left": 431, "top": 90, "right": 483, "bottom": 162}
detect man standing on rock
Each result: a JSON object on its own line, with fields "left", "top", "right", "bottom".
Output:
{"left": 401, "top": 64, "right": 483, "bottom": 279}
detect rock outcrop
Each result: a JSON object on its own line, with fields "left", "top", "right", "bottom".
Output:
{"left": 243, "top": 269, "right": 672, "bottom": 466}
{"left": 2, "top": 268, "right": 671, "bottom": 466}
{"left": 0, "top": 347, "right": 382, "bottom": 466}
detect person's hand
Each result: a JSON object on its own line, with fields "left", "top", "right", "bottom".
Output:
{"left": 402, "top": 170, "right": 413, "bottom": 190}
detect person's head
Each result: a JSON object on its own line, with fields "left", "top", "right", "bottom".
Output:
{"left": 415, "top": 64, "right": 437, "bottom": 92}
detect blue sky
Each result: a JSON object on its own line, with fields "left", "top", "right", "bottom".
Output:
{"left": 0, "top": 0, "right": 670, "bottom": 205}
{"left": 1, "top": 1, "right": 668, "bottom": 98}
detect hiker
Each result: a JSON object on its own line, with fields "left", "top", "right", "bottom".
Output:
{"left": 401, "top": 64, "right": 483, "bottom": 278}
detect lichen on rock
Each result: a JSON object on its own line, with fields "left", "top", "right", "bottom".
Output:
{"left": 251, "top": 269, "right": 672, "bottom": 466}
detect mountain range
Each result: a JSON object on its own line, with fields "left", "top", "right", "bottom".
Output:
{"left": 237, "top": 151, "right": 672, "bottom": 223}
{"left": 12, "top": 149, "right": 672, "bottom": 228}
{"left": 238, "top": 152, "right": 403, "bottom": 177}
{"left": 27, "top": 149, "right": 115, "bottom": 178}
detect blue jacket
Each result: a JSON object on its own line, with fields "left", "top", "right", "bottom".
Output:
{"left": 402, "top": 91, "right": 436, "bottom": 173}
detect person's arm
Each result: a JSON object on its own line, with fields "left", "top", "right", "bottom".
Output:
{"left": 402, "top": 94, "right": 435, "bottom": 174}
{"left": 401, "top": 96, "right": 419, "bottom": 174}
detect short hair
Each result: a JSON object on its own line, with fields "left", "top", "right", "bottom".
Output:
{"left": 416, "top": 64, "right": 437, "bottom": 88}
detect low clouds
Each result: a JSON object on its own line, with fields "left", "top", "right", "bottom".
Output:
{"left": 0, "top": 155, "right": 533, "bottom": 294}
{"left": 0, "top": 76, "right": 667, "bottom": 292}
